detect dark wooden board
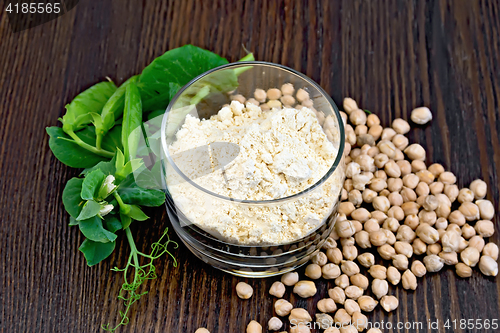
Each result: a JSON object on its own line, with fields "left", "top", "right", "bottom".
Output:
{"left": 1, "top": 0, "right": 499, "bottom": 332}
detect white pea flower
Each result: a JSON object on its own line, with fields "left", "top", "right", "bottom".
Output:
{"left": 99, "top": 204, "right": 114, "bottom": 217}
{"left": 98, "top": 175, "right": 117, "bottom": 199}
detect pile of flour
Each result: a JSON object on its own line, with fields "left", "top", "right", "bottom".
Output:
{"left": 167, "top": 101, "right": 343, "bottom": 245}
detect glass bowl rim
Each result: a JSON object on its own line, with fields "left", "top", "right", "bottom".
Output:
{"left": 160, "top": 60, "right": 345, "bottom": 205}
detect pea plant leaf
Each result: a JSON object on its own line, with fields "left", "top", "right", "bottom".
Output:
{"left": 76, "top": 200, "right": 103, "bottom": 221}
{"left": 79, "top": 215, "right": 118, "bottom": 243}
{"left": 46, "top": 127, "right": 108, "bottom": 168}
{"left": 101, "top": 125, "right": 123, "bottom": 153}
{"left": 103, "top": 216, "right": 122, "bottom": 233}
{"left": 79, "top": 238, "right": 116, "bottom": 266}
{"left": 120, "top": 212, "right": 132, "bottom": 229}
{"left": 81, "top": 169, "right": 106, "bottom": 200}
{"left": 127, "top": 205, "right": 149, "bottom": 221}
{"left": 138, "top": 45, "right": 230, "bottom": 111}
{"left": 117, "top": 175, "right": 165, "bottom": 207}
{"left": 62, "top": 177, "right": 85, "bottom": 218}
{"left": 60, "top": 81, "right": 117, "bottom": 132}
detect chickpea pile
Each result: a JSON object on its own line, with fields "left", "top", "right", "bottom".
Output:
{"left": 196, "top": 96, "right": 498, "bottom": 333}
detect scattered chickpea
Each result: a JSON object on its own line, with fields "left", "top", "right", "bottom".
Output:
{"left": 372, "top": 279, "right": 389, "bottom": 299}
{"left": 395, "top": 241, "right": 414, "bottom": 258}
{"left": 246, "top": 320, "right": 262, "bottom": 333}
{"left": 333, "top": 309, "right": 352, "bottom": 326}
{"left": 293, "top": 281, "right": 317, "bottom": 298}
{"left": 444, "top": 184, "right": 459, "bottom": 202}
{"left": 423, "top": 254, "right": 444, "bottom": 272}
{"left": 469, "top": 179, "right": 488, "bottom": 199}
{"left": 367, "top": 329, "right": 383, "bottom": 333}
{"left": 322, "top": 263, "right": 342, "bottom": 279}
{"left": 311, "top": 252, "right": 328, "bottom": 266}
{"left": 344, "top": 299, "right": 361, "bottom": 315}
{"left": 393, "top": 254, "right": 409, "bottom": 270}
{"left": 469, "top": 235, "right": 486, "bottom": 252}
{"left": 441, "top": 230, "right": 461, "bottom": 253}
{"left": 195, "top": 328, "right": 210, "bottom": 333}
{"left": 281, "top": 95, "right": 295, "bottom": 106}
{"left": 329, "top": 286, "right": 346, "bottom": 304}
{"left": 281, "top": 83, "right": 295, "bottom": 95}
{"left": 455, "top": 262, "right": 473, "bottom": 278}
{"left": 461, "top": 247, "right": 480, "bottom": 267}
{"left": 476, "top": 200, "right": 495, "bottom": 220}
{"left": 281, "top": 272, "right": 299, "bottom": 286}
{"left": 392, "top": 118, "right": 410, "bottom": 134}
{"left": 387, "top": 266, "right": 402, "bottom": 285}
{"left": 368, "top": 265, "right": 387, "bottom": 280}
{"left": 345, "top": 285, "right": 364, "bottom": 300}
{"left": 253, "top": 89, "right": 267, "bottom": 102}
{"left": 378, "top": 244, "right": 396, "bottom": 260}
{"left": 296, "top": 88, "right": 310, "bottom": 103}
{"left": 358, "top": 295, "right": 378, "bottom": 312}
{"left": 335, "top": 274, "right": 350, "bottom": 289}
{"left": 410, "top": 107, "right": 433, "bottom": 124}
{"left": 357, "top": 253, "right": 375, "bottom": 268}
{"left": 402, "top": 269, "right": 418, "bottom": 290}
{"left": 343, "top": 98, "right": 358, "bottom": 114}
{"left": 416, "top": 224, "right": 439, "bottom": 244}
{"left": 483, "top": 243, "right": 499, "bottom": 261}
{"left": 380, "top": 295, "right": 399, "bottom": 312}
{"left": 275, "top": 299, "right": 293, "bottom": 316}
{"left": 439, "top": 251, "right": 458, "bottom": 265}
{"left": 267, "top": 317, "right": 283, "bottom": 331}
{"left": 289, "top": 308, "right": 312, "bottom": 324}
{"left": 236, "top": 282, "right": 253, "bottom": 299}
{"left": 269, "top": 281, "right": 286, "bottom": 298}
{"left": 404, "top": 144, "right": 426, "bottom": 161}
{"left": 381, "top": 128, "right": 397, "bottom": 141}
{"left": 315, "top": 313, "right": 334, "bottom": 330}
{"left": 479, "top": 256, "right": 498, "bottom": 276}
{"left": 412, "top": 238, "right": 427, "bottom": 255}
{"left": 317, "top": 298, "right": 337, "bottom": 313}
{"left": 305, "top": 264, "right": 322, "bottom": 280}
{"left": 327, "top": 248, "right": 343, "bottom": 264}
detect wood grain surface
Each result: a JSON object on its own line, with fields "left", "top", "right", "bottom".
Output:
{"left": 1, "top": 0, "right": 500, "bottom": 332}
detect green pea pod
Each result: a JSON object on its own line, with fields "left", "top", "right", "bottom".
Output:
{"left": 96, "top": 76, "right": 139, "bottom": 148}
{"left": 122, "top": 82, "right": 143, "bottom": 162}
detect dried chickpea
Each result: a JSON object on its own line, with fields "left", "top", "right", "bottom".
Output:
{"left": 378, "top": 244, "right": 396, "bottom": 260}
{"left": 311, "top": 251, "right": 328, "bottom": 266}
{"left": 416, "top": 224, "right": 439, "bottom": 244}
{"left": 343, "top": 245, "right": 358, "bottom": 261}
{"left": 380, "top": 295, "right": 399, "bottom": 313}
{"left": 461, "top": 224, "right": 475, "bottom": 239}
{"left": 395, "top": 241, "right": 413, "bottom": 258}
{"left": 378, "top": 140, "right": 397, "bottom": 159}
{"left": 388, "top": 192, "right": 404, "bottom": 207}
{"left": 424, "top": 254, "right": 445, "bottom": 272}
{"left": 387, "top": 266, "right": 401, "bottom": 285}
{"left": 427, "top": 243, "right": 442, "bottom": 256}
{"left": 196, "top": 328, "right": 210, "bottom": 333}
{"left": 354, "top": 231, "right": 371, "bottom": 249}
{"left": 357, "top": 296, "right": 378, "bottom": 313}
{"left": 449, "top": 210, "right": 466, "bottom": 226}
{"left": 293, "top": 281, "right": 317, "bottom": 298}
{"left": 410, "top": 260, "right": 426, "bottom": 277}
{"left": 384, "top": 160, "right": 401, "bottom": 178}
{"left": 368, "top": 125, "right": 383, "bottom": 141}
{"left": 322, "top": 264, "right": 342, "bottom": 279}
{"left": 412, "top": 239, "right": 427, "bottom": 255}
{"left": 296, "top": 88, "right": 310, "bottom": 103}
{"left": 438, "top": 171, "right": 456, "bottom": 185}
{"left": 372, "top": 279, "right": 389, "bottom": 299}
{"left": 393, "top": 254, "right": 409, "bottom": 270}
{"left": 350, "top": 273, "right": 369, "bottom": 290}
{"left": 383, "top": 217, "right": 400, "bottom": 232}
{"left": 290, "top": 324, "right": 311, "bottom": 333}
{"left": 392, "top": 118, "right": 410, "bottom": 134}
{"left": 416, "top": 182, "right": 430, "bottom": 197}
{"left": 402, "top": 269, "right": 418, "bottom": 290}
{"left": 343, "top": 98, "right": 358, "bottom": 114}
{"left": 269, "top": 281, "right": 286, "bottom": 298}
{"left": 362, "top": 189, "right": 378, "bottom": 203}
{"left": 479, "top": 256, "right": 498, "bottom": 276}
{"left": 404, "top": 214, "right": 420, "bottom": 230}
{"left": 411, "top": 106, "right": 432, "bottom": 124}
{"left": 383, "top": 229, "right": 397, "bottom": 245}
{"left": 419, "top": 210, "right": 437, "bottom": 225}
{"left": 236, "top": 282, "right": 253, "bottom": 299}
{"left": 483, "top": 243, "right": 499, "bottom": 261}
{"left": 246, "top": 320, "right": 262, "bottom": 333}
{"left": 351, "top": 208, "right": 371, "bottom": 222}
{"left": 305, "top": 264, "right": 322, "bottom": 280}
{"left": 349, "top": 109, "right": 367, "bottom": 126}
{"left": 357, "top": 253, "right": 375, "bottom": 268}
{"left": 402, "top": 174, "right": 420, "bottom": 189}
{"left": 335, "top": 274, "right": 350, "bottom": 289}
{"left": 345, "top": 285, "right": 364, "bottom": 300}
{"left": 341, "top": 237, "right": 355, "bottom": 247}
{"left": 392, "top": 134, "right": 409, "bottom": 150}
{"left": 333, "top": 309, "right": 351, "bottom": 326}
{"left": 370, "top": 178, "right": 387, "bottom": 192}
{"left": 367, "top": 329, "right": 383, "bottom": 333}
{"left": 459, "top": 202, "right": 480, "bottom": 221}
{"left": 458, "top": 188, "right": 474, "bottom": 203}
{"left": 475, "top": 220, "right": 495, "bottom": 237}
{"left": 444, "top": 184, "right": 459, "bottom": 202}
{"left": 469, "top": 235, "right": 485, "bottom": 252}
{"left": 401, "top": 202, "right": 420, "bottom": 216}
{"left": 379, "top": 189, "right": 391, "bottom": 197}
{"left": 317, "top": 298, "right": 337, "bottom": 313}
{"left": 461, "top": 247, "right": 480, "bottom": 267}
{"left": 435, "top": 217, "right": 448, "bottom": 230}
{"left": 372, "top": 210, "right": 388, "bottom": 223}
{"left": 470, "top": 179, "right": 487, "bottom": 199}
{"left": 396, "top": 225, "right": 416, "bottom": 242}
{"left": 369, "top": 230, "right": 387, "bottom": 246}
{"left": 374, "top": 153, "right": 389, "bottom": 169}
{"left": 326, "top": 248, "right": 343, "bottom": 264}
{"left": 381, "top": 128, "right": 397, "bottom": 141}
{"left": 387, "top": 178, "right": 403, "bottom": 193}
{"left": 275, "top": 299, "right": 294, "bottom": 316}
{"left": 374, "top": 170, "right": 387, "bottom": 180}
{"left": 341, "top": 261, "right": 360, "bottom": 276}
{"left": 368, "top": 265, "right": 387, "bottom": 280}
{"left": 404, "top": 144, "right": 426, "bottom": 161}
{"left": 344, "top": 299, "right": 361, "bottom": 315}
{"left": 439, "top": 251, "right": 458, "bottom": 265}
{"left": 289, "top": 308, "right": 312, "bottom": 324}
{"left": 281, "top": 272, "right": 299, "bottom": 286}
{"left": 373, "top": 196, "right": 390, "bottom": 213}
{"left": 455, "top": 263, "right": 473, "bottom": 278}
{"left": 476, "top": 200, "right": 495, "bottom": 220}
{"left": 329, "top": 286, "right": 346, "bottom": 304}
{"left": 281, "top": 94, "right": 295, "bottom": 106}
{"left": 401, "top": 187, "right": 417, "bottom": 202}
{"left": 441, "top": 230, "right": 461, "bottom": 253}
{"left": 411, "top": 159, "right": 427, "bottom": 172}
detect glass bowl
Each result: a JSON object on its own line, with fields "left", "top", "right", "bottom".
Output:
{"left": 160, "top": 61, "right": 345, "bottom": 277}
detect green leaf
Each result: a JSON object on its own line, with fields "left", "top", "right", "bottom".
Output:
{"left": 81, "top": 159, "right": 116, "bottom": 177}
{"left": 138, "top": 45, "right": 229, "bottom": 111}
{"left": 76, "top": 200, "right": 103, "bottom": 220}
{"left": 60, "top": 82, "right": 117, "bottom": 132}
{"left": 117, "top": 175, "right": 165, "bottom": 206}
{"left": 69, "top": 216, "right": 79, "bottom": 226}
{"left": 79, "top": 215, "right": 118, "bottom": 243}
{"left": 79, "top": 238, "right": 116, "bottom": 266}
{"left": 364, "top": 109, "right": 372, "bottom": 114}
{"left": 81, "top": 169, "right": 106, "bottom": 200}
{"left": 115, "top": 158, "right": 143, "bottom": 182}
{"left": 128, "top": 205, "right": 149, "bottom": 221}
{"left": 103, "top": 216, "right": 122, "bottom": 233}
{"left": 122, "top": 82, "right": 143, "bottom": 162}
{"left": 120, "top": 212, "right": 132, "bottom": 229}
{"left": 47, "top": 127, "right": 108, "bottom": 168}
{"left": 62, "top": 177, "right": 85, "bottom": 218}
{"left": 101, "top": 125, "right": 123, "bottom": 153}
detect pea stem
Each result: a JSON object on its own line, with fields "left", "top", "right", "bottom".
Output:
{"left": 65, "top": 129, "right": 114, "bottom": 158}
